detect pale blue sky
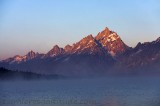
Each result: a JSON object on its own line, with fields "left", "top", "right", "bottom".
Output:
{"left": 0, "top": 0, "right": 160, "bottom": 60}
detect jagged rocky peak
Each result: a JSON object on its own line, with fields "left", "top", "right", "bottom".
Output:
{"left": 71, "top": 34, "right": 95, "bottom": 49}
{"left": 2, "top": 50, "right": 39, "bottom": 64}
{"left": 64, "top": 44, "right": 72, "bottom": 52}
{"left": 156, "top": 37, "right": 160, "bottom": 42}
{"left": 80, "top": 34, "right": 94, "bottom": 44}
{"left": 64, "top": 27, "right": 129, "bottom": 56}
{"left": 95, "top": 27, "right": 121, "bottom": 42}
{"left": 95, "top": 27, "right": 129, "bottom": 56}
{"left": 85, "top": 34, "right": 94, "bottom": 39}
{"left": 70, "top": 34, "right": 107, "bottom": 55}
{"left": 72, "top": 34, "right": 95, "bottom": 49}
{"left": 53, "top": 45, "right": 60, "bottom": 49}
{"left": 95, "top": 27, "right": 111, "bottom": 40}
{"left": 46, "top": 45, "right": 64, "bottom": 57}
{"left": 26, "top": 50, "right": 37, "bottom": 59}
{"left": 135, "top": 42, "right": 142, "bottom": 48}
{"left": 95, "top": 27, "right": 121, "bottom": 44}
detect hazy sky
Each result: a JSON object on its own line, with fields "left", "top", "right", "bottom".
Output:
{"left": 0, "top": 0, "right": 160, "bottom": 60}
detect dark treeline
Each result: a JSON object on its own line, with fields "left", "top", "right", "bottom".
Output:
{"left": 0, "top": 67, "right": 63, "bottom": 80}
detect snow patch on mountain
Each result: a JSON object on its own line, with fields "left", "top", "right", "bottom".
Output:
{"left": 109, "top": 51, "right": 116, "bottom": 56}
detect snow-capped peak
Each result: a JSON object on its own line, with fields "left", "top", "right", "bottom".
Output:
{"left": 95, "top": 27, "right": 111, "bottom": 40}
{"left": 95, "top": 27, "right": 129, "bottom": 56}
{"left": 107, "top": 32, "right": 120, "bottom": 42}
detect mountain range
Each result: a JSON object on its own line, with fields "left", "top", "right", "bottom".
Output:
{"left": 0, "top": 27, "right": 160, "bottom": 77}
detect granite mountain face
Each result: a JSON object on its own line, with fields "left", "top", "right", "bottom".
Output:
{"left": 0, "top": 27, "right": 160, "bottom": 76}
{"left": 95, "top": 27, "right": 129, "bottom": 56}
